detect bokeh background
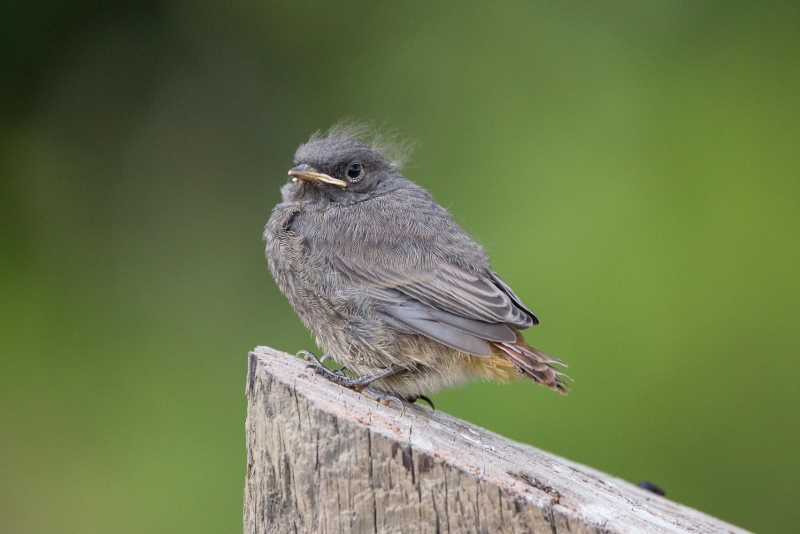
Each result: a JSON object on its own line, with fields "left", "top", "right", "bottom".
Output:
{"left": 2, "top": 1, "right": 799, "bottom": 532}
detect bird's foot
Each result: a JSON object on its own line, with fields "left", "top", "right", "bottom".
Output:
{"left": 298, "top": 351, "right": 351, "bottom": 376}
{"left": 298, "top": 350, "right": 405, "bottom": 390}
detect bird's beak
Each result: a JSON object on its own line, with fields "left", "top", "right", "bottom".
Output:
{"left": 288, "top": 164, "right": 347, "bottom": 188}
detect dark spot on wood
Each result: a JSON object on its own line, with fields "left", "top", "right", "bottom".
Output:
{"left": 513, "top": 498, "right": 524, "bottom": 514}
{"left": 637, "top": 480, "right": 666, "bottom": 496}
{"left": 400, "top": 445, "right": 414, "bottom": 470}
{"left": 401, "top": 443, "right": 413, "bottom": 474}
{"left": 508, "top": 471, "right": 561, "bottom": 504}
{"left": 417, "top": 452, "right": 435, "bottom": 474}
{"left": 246, "top": 352, "right": 257, "bottom": 396}
{"left": 282, "top": 454, "right": 293, "bottom": 501}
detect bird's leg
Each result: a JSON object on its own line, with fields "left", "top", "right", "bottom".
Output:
{"left": 306, "top": 352, "right": 350, "bottom": 376}
{"left": 333, "top": 366, "right": 352, "bottom": 377}
{"left": 299, "top": 350, "right": 406, "bottom": 390}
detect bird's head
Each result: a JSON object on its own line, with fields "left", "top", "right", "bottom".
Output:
{"left": 281, "top": 126, "right": 411, "bottom": 204}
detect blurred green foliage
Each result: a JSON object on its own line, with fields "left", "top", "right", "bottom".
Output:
{"left": 2, "top": 1, "right": 799, "bottom": 532}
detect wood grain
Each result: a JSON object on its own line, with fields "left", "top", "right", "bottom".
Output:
{"left": 244, "top": 346, "right": 749, "bottom": 534}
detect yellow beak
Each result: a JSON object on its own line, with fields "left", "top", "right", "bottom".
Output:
{"left": 288, "top": 164, "right": 347, "bottom": 188}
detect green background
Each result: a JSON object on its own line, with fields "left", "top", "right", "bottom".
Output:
{"left": 2, "top": 1, "right": 799, "bottom": 532}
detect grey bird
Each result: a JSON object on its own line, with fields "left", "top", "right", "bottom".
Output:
{"left": 264, "top": 126, "right": 567, "bottom": 406}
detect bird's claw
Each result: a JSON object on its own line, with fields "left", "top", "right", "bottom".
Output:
{"left": 408, "top": 395, "right": 435, "bottom": 411}
{"left": 298, "top": 350, "right": 331, "bottom": 369}
{"left": 297, "top": 349, "right": 318, "bottom": 362}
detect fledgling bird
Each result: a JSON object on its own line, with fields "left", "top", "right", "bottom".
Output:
{"left": 264, "top": 125, "right": 567, "bottom": 406}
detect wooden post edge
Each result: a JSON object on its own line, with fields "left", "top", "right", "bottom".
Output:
{"left": 244, "top": 346, "right": 749, "bottom": 534}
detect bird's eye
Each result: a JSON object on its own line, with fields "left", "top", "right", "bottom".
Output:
{"left": 346, "top": 163, "right": 364, "bottom": 181}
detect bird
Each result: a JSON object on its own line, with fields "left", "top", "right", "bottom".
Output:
{"left": 264, "top": 124, "right": 567, "bottom": 408}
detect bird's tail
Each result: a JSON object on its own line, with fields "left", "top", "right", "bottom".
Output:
{"left": 493, "top": 335, "right": 570, "bottom": 395}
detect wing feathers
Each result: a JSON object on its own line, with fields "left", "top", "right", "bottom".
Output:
{"left": 378, "top": 300, "right": 518, "bottom": 351}
{"left": 334, "top": 249, "right": 533, "bottom": 329}
{"left": 379, "top": 307, "right": 492, "bottom": 356}
{"left": 426, "top": 309, "right": 517, "bottom": 343}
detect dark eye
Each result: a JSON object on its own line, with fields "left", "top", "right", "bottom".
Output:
{"left": 346, "top": 163, "right": 364, "bottom": 181}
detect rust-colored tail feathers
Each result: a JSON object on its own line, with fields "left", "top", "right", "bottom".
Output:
{"left": 493, "top": 335, "right": 570, "bottom": 394}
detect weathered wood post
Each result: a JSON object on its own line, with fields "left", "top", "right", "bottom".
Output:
{"left": 244, "top": 346, "right": 749, "bottom": 534}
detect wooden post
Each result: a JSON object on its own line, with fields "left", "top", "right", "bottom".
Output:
{"left": 244, "top": 346, "right": 749, "bottom": 534}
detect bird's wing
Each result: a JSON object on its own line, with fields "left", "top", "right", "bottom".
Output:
{"left": 317, "top": 197, "right": 538, "bottom": 356}
{"left": 368, "top": 289, "right": 517, "bottom": 356}
{"left": 332, "top": 257, "right": 536, "bottom": 356}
